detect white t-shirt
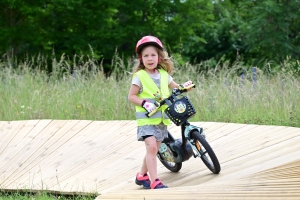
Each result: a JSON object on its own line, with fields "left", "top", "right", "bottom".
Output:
{"left": 132, "top": 72, "right": 173, "bottom": 93}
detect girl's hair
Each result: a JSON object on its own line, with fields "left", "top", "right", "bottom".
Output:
{"left": 132, "top": 46, "right": 174, "bottom": 74}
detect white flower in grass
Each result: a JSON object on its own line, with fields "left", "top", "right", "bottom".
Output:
{"left": 21, "top": 105, "right": 25, "bottom": 109}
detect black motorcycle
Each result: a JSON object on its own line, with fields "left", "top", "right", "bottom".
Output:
{"left": 147, "top": 84, "right": 221, "bottom": 173}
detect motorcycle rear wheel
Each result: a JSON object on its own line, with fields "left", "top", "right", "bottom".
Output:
{"left": 158, "top": 154, "right": 182, "bottom": 172}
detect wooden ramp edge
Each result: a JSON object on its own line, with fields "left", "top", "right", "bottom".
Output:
{"left": 0, "top": 120, "right": 299, "bottom": 200}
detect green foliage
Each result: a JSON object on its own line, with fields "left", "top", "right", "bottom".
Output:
{"left": 0, "top": 189, "right": 97, "bottom": 200}
{"left": 0, "top": 55, "right": 299, "bottom": 128}
{"left": 239, "top": 0, "right": 300, "bottom": 64}
{"left": 0, "top": 0, "right": 45, "bottom": 55}
{"left": 0, "top": 0, "right": 299, "bottom": 74}
{"left": 182, "top": 0, "right": 300, "bottom": 72}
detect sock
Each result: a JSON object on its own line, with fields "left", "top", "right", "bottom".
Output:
{"left": 138, "top": 173, "right": 144, "bottom": 177}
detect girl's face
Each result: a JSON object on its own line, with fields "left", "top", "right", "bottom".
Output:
{"left": 141, "top": 46, "right": 159, "bottom": 73}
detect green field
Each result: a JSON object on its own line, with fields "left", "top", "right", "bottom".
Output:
{"left": 1, "top": 57, "right": 299, "bottom": 127}
{"left": 0, "top": 191, "right": 96, "bottom": 200}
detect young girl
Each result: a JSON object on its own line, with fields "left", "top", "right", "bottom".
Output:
{"left": 128, "top": 36, "right": 192, "bottom": 189}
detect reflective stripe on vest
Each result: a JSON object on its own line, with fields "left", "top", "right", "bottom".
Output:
{"left": 134, "top": 69, "right": 171, "bottom": 126}
{"left": 136, "top": 110, "right": 170, "bottom": 119}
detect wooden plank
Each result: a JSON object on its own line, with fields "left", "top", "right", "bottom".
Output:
{"left": 207, "top": 122, "right": 248, "bottom": 141}
{"left": 0, "top": 120, "right": 51, "bottom": 172}
{"left": 0, "top": 120, "right": 67, "bottom": 183}
{"left": 96, "top": 180, "right": 300, "bottom": 200}
{"left": 2, "top": 120, "right": 84, "bottom": 188}
{"left": 95, "top": 125, "right": 300, "bottom": 195}
{"left": 50, "top": 121, "right": 133, "bottom": 175}
{"left": 99, "top": 126, "right": 300, "bottom": 194}
{"left": 0, "top": 120, "right": 44, "bottom": 172}
{"left": 0, "top": 120, "right": 27, "bottom": 154}
{"left": 218, "top": 126, "right": 299, "bottom": 164}
{"left": 11, "top": 120, "right": 132, "bottom": 191}
{"left": 50, "top": 121, "right": 138, "bottom": 190}
{"left": 0, "top": 120, "right": 299, "bottom": 200}
{"left": 0, "top": 121, "right": 10, "bottom": 132}
{"left": 97, "top": 124, "right": 298, "bottom": 195}
{"left": 208, "top": 137, "right": 300, "bottom": 186}
{"left": 12, "top": 120, "right": 95, "bottom": 190}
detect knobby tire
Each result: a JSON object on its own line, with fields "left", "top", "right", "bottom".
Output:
{"left": 191, "top": 131, "right": 221, "bottom": 174}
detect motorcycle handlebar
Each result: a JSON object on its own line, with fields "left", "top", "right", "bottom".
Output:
{"left": 146, "top": 83, "right": 195, "bottom": 117}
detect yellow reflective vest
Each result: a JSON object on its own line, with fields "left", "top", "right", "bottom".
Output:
{"left": 134, "top": 69, "right": 171, "bottom": 126}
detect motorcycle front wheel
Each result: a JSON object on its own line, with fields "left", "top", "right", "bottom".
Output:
{"left": 190, "top": 131, "right": 221, "bottom": 174}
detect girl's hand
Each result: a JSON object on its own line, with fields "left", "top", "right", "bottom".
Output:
{"left": 182, "top": 81, "right": 193, "bottom": 87}
{"left": 142, "top": 101, "right": 156, "bottom": 113}
{"left": 179, "top": 81, "right": 194, "bottom": 91}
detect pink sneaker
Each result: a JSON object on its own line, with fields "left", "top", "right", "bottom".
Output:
{"left": 151, "top": 178, "right": 168, "bottom": 189}
{"left": 135, "top": 173, "right": 150, "bottom": 189}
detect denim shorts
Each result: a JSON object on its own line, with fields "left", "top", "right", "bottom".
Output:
{"left": 137, "top": 123, "right": 168, "bottom": 142}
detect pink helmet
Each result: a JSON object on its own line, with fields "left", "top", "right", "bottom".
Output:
{"left": 135, "top": 36, "right": 164, "bottom": 54}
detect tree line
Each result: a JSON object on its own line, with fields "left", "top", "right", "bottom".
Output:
{"left": 1, "top": 0, "right": 299, "bottom": 74}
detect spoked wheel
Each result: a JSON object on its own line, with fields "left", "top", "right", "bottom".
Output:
{"left": 190, "top": 131, "right": 221, "bottom": 174}
{"left": 158, "top": 154, "right": 182, "bottom": 172}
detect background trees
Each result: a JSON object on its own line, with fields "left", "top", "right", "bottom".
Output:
{"left": 0, "top": 0, "right": 299, "bottom": 74}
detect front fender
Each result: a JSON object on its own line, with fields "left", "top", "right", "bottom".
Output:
{"left": 184, "top": 125, "right": 203, "bottom": 139}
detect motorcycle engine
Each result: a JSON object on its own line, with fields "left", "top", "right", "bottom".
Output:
{"left": 169, "top": 139, "right": 194, "bottom": 163}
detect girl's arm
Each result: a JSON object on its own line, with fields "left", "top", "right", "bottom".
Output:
{"left": 128, "top": 84, "right": 144, "bottom": 106}
{"left": 169, "top": 80, "right": 193, "bottom": 91}
{"left": 168, "top": 80, "right": 179, "bottom": 89}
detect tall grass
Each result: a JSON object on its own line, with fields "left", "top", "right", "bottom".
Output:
{"left": 0, "top": 189, "right": 97, "bottom": 200}
{"left": 0, "top": 55, "right": 299, "bottom": 127}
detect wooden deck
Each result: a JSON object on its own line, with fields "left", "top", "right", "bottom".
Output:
{"left": 0, "top": 120, "right": 299, "bottom": 199}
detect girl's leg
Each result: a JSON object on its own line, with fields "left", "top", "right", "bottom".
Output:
{"left": 140, "top": 140, "right": 162, "bottom": 175}
{"left": 140, "top": 155, "right": 148, "bottom": 175}
{"left": 143, "top": 136, "right": 161, "bottom": 182}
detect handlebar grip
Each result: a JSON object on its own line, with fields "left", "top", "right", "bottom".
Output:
{"left": 147, "top": 107, "right": 159, "bottom": 117}
{"left": 145, "top": 101, "right": 160, "bottom": 117}
{"left": 179, "top": 83, "right": 195, "bottom": 91}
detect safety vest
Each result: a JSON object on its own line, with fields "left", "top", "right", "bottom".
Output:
{"left": 134, "top": 69, "right": 171, "bottom": 126}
